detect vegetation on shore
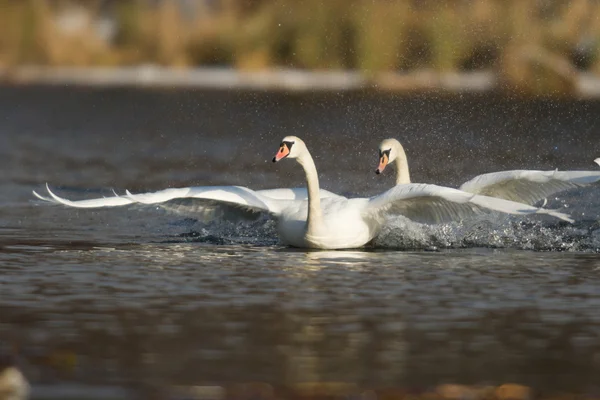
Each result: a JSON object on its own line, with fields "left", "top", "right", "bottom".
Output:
{"left": 0, "top": 0, "right": 599, "bottom": 94}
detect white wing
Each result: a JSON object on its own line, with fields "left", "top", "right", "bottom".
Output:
{"left": 364, "top": 183, "right": 573, "bottom": 224}
{"left": 33, "top": 184, "right": 132, "bottom": 207}
{"left": 33, "top": 184, "right": 285, "bottom": 222}
{"left": 256, "top": 187, "right": 344, "bottom": 200}
{"left": 595, "top": 158, "right": 600, "bottom": 167}
{"left": 459, "top": 170, "right": 600, "bottom": 205}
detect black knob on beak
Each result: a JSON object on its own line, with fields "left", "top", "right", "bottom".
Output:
{"left": 375, "top": 169, "right": 381, "bottom": 174}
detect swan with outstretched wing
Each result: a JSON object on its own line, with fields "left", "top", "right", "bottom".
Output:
{"left": 375, "top": 138, "right": 600, "bottom": 205}
{"left": 34, "top": 184, "right": 286, "bottom": 222}
{"left": 35, "top": 136, "right": 572, "bottom": 249}
{"left": 34, "top": 184, "right": 343, "bottom": 221}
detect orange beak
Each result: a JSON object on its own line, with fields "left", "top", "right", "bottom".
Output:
{"left": 273, "top": 143, "right": 290, "bottom": 162}
{"left": 375, "top": 154, "right": 388, "bottom": 174}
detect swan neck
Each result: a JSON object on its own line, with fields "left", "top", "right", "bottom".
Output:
{"left": 297, "top": 152, "right": 323, "bottom": 230}
{"left": 394, "top": 145, "right": 411, "bottom": 185}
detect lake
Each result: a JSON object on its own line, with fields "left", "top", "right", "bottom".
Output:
{"left": 1, "top": 85, "right": 600, "bottom": 398}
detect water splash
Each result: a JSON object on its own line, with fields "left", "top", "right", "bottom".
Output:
{"left": 163, "top": 214, "right": 600, "bottom": 252}
{"left": 374, "top": 215, "right": 600, "bottom": 252}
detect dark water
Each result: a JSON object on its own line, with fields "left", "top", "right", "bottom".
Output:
{"left": 1, "top": 86, "right": 600, "bottom": 398}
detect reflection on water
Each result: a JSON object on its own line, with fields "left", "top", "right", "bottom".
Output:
{"left": 0, "top": 87, "right": 600, "bottom": 396}
{"left": 2, "top": 237, "right": 600, "bottom": 395}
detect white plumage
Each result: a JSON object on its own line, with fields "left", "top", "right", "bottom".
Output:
{"left": 376, "top": 138, "right": 600, "bottom": 206}
{"left": 34, "top": 136, "right": 573, "bottom": 250}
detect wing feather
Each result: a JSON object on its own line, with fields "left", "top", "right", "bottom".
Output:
{"left": 33, "top": 184, "right": 282, "bottom": 222}
{"left": 151, "top": 198, "right": 269, "bottom": 222}
{"left": 365, "top": 183, "right": 573, "bottom": 224}
{"left": 459, "top": 170, "right": 600, "bottom": 205}
{"left": 33, "top": 183, "right": 133, "bottom": 208}
{"left": 123, "top": 186, "right": 280, "bottom": 222}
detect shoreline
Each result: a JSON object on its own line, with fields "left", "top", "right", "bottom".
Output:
{"left": 24, "top": 381, "right": 600, "bottom": 400}
{"left": 3, "top": 65, "right": 600, "bottom": 98}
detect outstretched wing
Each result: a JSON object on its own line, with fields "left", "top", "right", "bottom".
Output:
{"left": 459, "top": 170, "right": 600, "bottom": 205}
{"left": 33, "top": 184, "right": 284, "bottom": 222}
{"left": 364, "top": 183, "right": 573, "bottom": 225}
{"left": 595, "top": 158, "right": 599, "bottom": 167}
{"left": 33, "top": 184, "right": 132, "bottom": 208}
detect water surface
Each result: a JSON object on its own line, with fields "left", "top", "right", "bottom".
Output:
{"left": 1, "top": 86, "right": 600, "bottom": 397}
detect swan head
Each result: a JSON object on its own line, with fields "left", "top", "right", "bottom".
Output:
{"left": 375, "top": 138, "right": 402, "bottom": 174}
{"left": 272, "top": 136, "right": 306, "bottom": 162}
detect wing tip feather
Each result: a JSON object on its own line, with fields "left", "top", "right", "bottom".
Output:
{"left": 536, "top": 208, "right": 574, "bottom": 224}
{"left": 32, "top": 188, "right": 53, "bottom": 203}
{"left": 124, "top": 189, "right": 145, "bottom": 203}
{"left": 469, "top": 192, "right": 575, "bottom": 223}
{"left": 45, "top": 184, "right": 67, "bottom": 205}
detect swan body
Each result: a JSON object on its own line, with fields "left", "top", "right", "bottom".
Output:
{"left": 376, "top": 138, "right": 600, "bottom": 205}
{"left": 35, "top": 136, "right": 573, "bottom": 249}
{"left": 34, "top": 184, "right": 373, "bottom": 248}
{"left": 277, "top": 197, "right": 374, "bottom": 248}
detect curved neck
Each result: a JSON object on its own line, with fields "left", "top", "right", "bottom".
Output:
{"left": 393, "top": 145, "right": 411, "bottom": 185}
{"left": 296, "top": 151, "right": 324, "bottom": 231}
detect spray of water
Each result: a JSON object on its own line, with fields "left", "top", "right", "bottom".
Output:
{"left": 166, "top": 213, "right": 600, "bottom": 252}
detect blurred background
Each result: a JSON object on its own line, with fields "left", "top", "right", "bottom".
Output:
{"left": 1, "top": 0, "right": 600, "bottom": 96}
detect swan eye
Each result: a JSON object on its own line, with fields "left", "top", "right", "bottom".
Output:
{"left": 380, "top": 149, "right": 391, "bottom": 159}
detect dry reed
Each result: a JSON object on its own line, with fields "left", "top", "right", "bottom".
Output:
{"left": 0, "top": 0, "right": 598, "bottom": 94}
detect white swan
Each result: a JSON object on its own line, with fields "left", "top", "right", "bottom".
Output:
{"left": 33, "top": 185, "right": 343, "bottom": 211}
{"left": 376, "top": 138, "right": 600, "bottom": 205}
{"left": 34, "top": 136, "right": 573, "bottom": 249}
{"left": 32, "top": 184, "right": 341, "bottom": 223}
